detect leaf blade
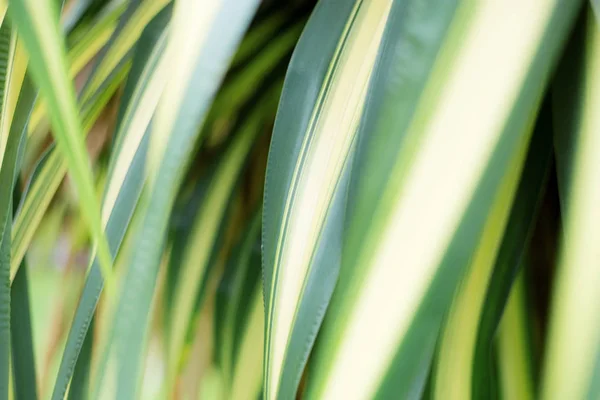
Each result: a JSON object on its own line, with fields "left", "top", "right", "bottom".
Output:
{"left": 305, "top": 0, "right": 581, "bottom": 398}
{"left": 97, "top": 1, "right": 261, "bottom": 398}
{"left": 262, "top": 1, "right": 392, "bottom": 397}
{"left": 50, "top": 8, "right": 172, "bottom": 399}
{"left": 8, "top": 0, "right": 113, "bottom": 287}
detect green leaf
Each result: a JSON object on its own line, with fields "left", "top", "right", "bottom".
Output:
{"left": 10, "top": 262, "right": 37, "bottom": 400}
{"left": 0, "top": 32, "right": 34, "bottom": 250}
{"left": 63, "top": 0, "right": 108, "bottom": 32}
{"left": 542, "top": 6, "right": 600, "bottom": 399}
{"left": 165, "top": 73, "right": 281, "bottom": 395}
{"left": 1, "top": 82, "right": 37, "bottom": 400}
{"left": 229, "top": 7, "right": 295, "bottom": 69}
{"left": 50, "top": 8, "right": 171, "bottom": 400}
{"left": 197, "top": 367, "right": 225, "bottom": 400}
{"left": 79, "top": 0, "right": 171, "bottom": 105}
{"left": 0, "top": 23, "right": 15, "bottom": 397}
{"left": 496, "top": 270, "right": 535, "bottom": 400}
{"left": 8, "top": 0, "right": 114, "bottom": 288}
{"left": 215, "top": 212, "right": 262, "bottom": 389}
{"left": 0, "top": 33, "right": 38, "bottom": 400}
{"left": 166, "top": 102, "right": 269, "bottom": 393}
{"left": 262, "top": 1, "right": 392, "bottom": 398}
{"left": 218, "top": 215, "right": 265, "bottom": 400}
{"left": 28, "top": 0, "right": 125, "bottom": 136}
{"left": 304, "top": 0, "right": 581, "bottom": 398}
{"left": 66, "top": 318, "right": 94, "bottom": 400}
{"left": 471, "top": 96, "right": 553, "bottom": 399}
{"left": 11, "top": 0, "right": 174, "bottom": 278}
{"left": 433, "top": 109, "right": 535, "bottom": 399}
{"left": 592, "top": 0, "right": 600, "bottom": 24}
{"left": 10, "top": 61, "right": 129, "bottom": 280}
{"left": 0, "top": 22, "right": 15, "bottom": 172}
{"left": 97, "top": 1, "right": 261, "bottom": 398}
{"left": 0, "top": 205, "right": 9, "bottom": 398}
{"left": 207, "top": 20, "right": 302, "bottom": 123}
{"left": 229, "top": 284, "right": 264, "bottom": 400}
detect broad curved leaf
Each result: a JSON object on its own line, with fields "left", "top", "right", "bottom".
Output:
{"left": 433, "top": 116, "right": 534, "bottom": 399}
{"left": 305, "top": 0, "right": 581, "bottom": 398}
{"left": 262, "top": 0, "right": 391, "bottom": 398}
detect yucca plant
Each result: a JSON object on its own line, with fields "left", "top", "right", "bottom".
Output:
{"left": 0, "top": 0, "right": 599, "bottom": 399}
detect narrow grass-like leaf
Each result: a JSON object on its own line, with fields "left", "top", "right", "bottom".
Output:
{"left": 167, "top": 104, "right": 268, "bottom": 393}
{"left": 0, "top": 24, "right": 15, "bottom": 397}
{"left": 497, "top": 270, "right": 535, "bottom": 400}
{"left": 8, "top": 0, "right": 113, "bottom": 287}
{"left": 542, "top": 6, "right": 600, "bottom": 399}
{"left": 0, "top": 204, "right": 9, "bottom": 399}
{"left": 0, "top": 66, "right": 36, "bottom": 261}
{"left": 221, "top": 215, "right": 264, "bottom": 400}
{"left": 305, "top": 0, "right": 581, "bottom": 398}
{"left": 0, "top": 5, "right": 6, "bottom": 27}
{"left": 80, "top": 0, "right": 171, "bottom": 105}
{"left": 0, "top": 22, "right": 15, "bottom": 172}
{"left": 28, "top": 1, "right": 125, "bottom": 137}
{"left": 50, "top": 9, "right": 171, "bottom": 400}
{"left": 10, "top": 0, "right": 174, "bottom": 277}
{"left": 229, "top": 8, "right": 295, "bottom": 69}
{"left": 66, "top": 319, "right": 94, "bottom": 400}
{"left": 0, "top": 76, "right": 37, "bottom": 400}
{"left": 229, "top": 284, "right": 264, "bottom": 400}
{"left": 433, "top": 116, "right": 534, "bottom": 399}
{"left": 471, "top": 97, "right": 553, "bottom": 399}
{"left": 29, "top": 0, "right": 162, "bottom": 143}
{"left": 63, "top": 0, "right": 105, "bottom": 32}
{"left": 215, "top": 213, "right": 261, "bottom": 389}
{"left": 10, "top": 63, "right": 129, "bottom": 280}
{"left": 0, "top": 22, "right": 33, "bottom": 400}
{"left": 10, "top": 263, "right": 37, "bottom": 400}
{"left": 207, "top": 21, "right": 302, "bottom": 122}
{"left": 592, "top": 0, "right": 600, "bottom": 24}
{"left": 0, "top": 39, "right": 37, "bottom": 398}
{"left": 434, "top": 94, "right": 554, "bottom": 399}
{"left": 198, "top": 367, "right": 224, "bottom": 400}
{"left": 66, "top": 3, "right": 124, "bottom": 76}
{"left": 262, "top": 1, "right": 392, "bottom": 398}
{"left": 100, "top": 1, "right": 260, "bottom": 398}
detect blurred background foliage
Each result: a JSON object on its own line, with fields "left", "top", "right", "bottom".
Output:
{"left": 22, "top": 0, "right": 315, "bottom": 398}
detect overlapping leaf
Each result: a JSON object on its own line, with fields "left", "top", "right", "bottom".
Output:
{"left": 215, "top": 213, "right": 262, "bottom": 397}
{"left": 496, "top": 270, "right": 535, "bottom": 400}
{"left": 304, "top": 0, "right": 581, "bottom": 398}
{"left": 434, "top": 96, "right": 554, "bottom": 399}
{"left": 542, "top": 6, "right": 600, "bottom": 399}
{"left": 96, "top": 1, "right": 261, "bottom": 398}
{"left": 8, "top": 0, "right": 113, "bottom": 285}
{"left": 50, "top": 7, "right": 172, "bottom": 399}
{"left": 262, "top": 1, "right": 392, "bottom": 398}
